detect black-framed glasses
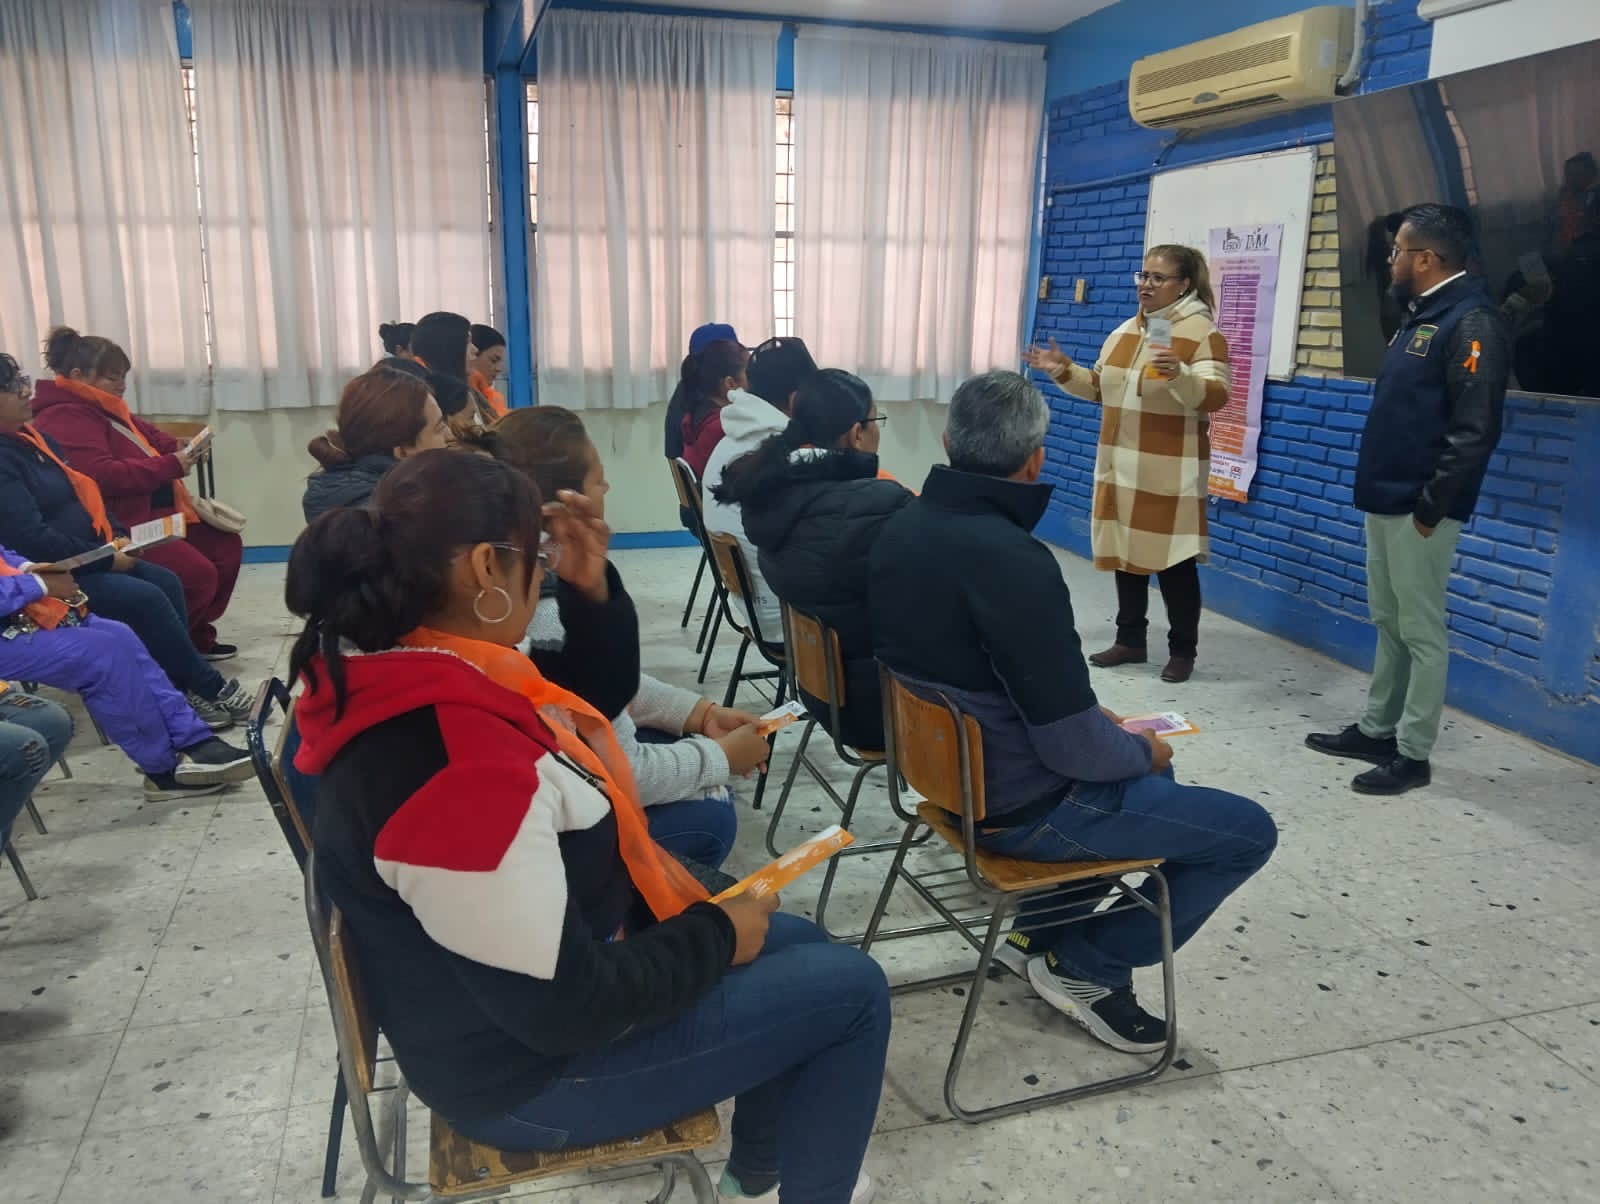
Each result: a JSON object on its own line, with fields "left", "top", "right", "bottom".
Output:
{"left": 1388, "top": 245, "right": 1428, "bottom": 263}
{"left": 863, "top": 414, "right": 888, "bottom": 426}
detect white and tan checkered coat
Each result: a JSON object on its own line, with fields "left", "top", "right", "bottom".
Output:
{"left": 1049, "top": 292, "right": 1230, "bottom": 574}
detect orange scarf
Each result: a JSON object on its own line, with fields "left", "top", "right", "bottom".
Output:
{"left": 470, "top": 371, "right": 508, "bottom": 418}
{"left": 51, "top": 376, "right": 198, "bottom": 525}
{"left": 396, "top": 626, "right": 709, "bottom": 921}
{"left": 0, "top": 558, "right": 71, "bottom": 630}
{"left": 11, "top": 426, "right": 115, "bottom": 542}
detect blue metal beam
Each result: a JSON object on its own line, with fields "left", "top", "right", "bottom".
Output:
{"left": 494, "top": 66, "right": 535, "bottom": 409}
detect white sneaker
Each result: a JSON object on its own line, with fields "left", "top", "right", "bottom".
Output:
{"left": 991, "top": 930, "right": 1036, "bottom": 980}
{"left": 719, "top": 1169, "right": 874, "bottom": 1203}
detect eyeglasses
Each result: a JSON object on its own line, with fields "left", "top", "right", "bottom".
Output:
{"left": 489, "top": 537, "right": 562, "bottom": 572}
{"left": 3, "top": 373, "right": 32, "bottom": 394}
{"left": 1388, "top": 245, "right": 1428, "bottom": 263}
{"left": 863, "top": 414, "right": 887, "bottom": 426}
{"left": 1132, "top": 271, "right": 1178, "bottom": 287}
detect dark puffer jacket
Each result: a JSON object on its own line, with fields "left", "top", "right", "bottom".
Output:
{"left": 738, "top": 449, "right": 911, "bottom": 750}
{"left": 302, "top": 454, "right": 399, "bottom": 523}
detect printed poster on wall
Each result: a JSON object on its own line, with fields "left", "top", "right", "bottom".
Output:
{"left": 1205, "top": 223, "right": 1281, "bottom": 501}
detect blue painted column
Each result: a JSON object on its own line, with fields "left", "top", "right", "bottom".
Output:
{"left": 495, "top": 65, "right": 535, "bottom": 409}
{"left": 1538, "top": 405, "right": 1600, "bottom": 700}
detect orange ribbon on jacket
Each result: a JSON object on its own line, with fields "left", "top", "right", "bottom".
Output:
{"left": 470, "top": 371, "right": 508, "bottom": 419}
{"left": 1463, "top": 340, "right": 1481, "bottom": 375}
{"left": 50, "top": 376, "right": 198, "bottom": 525}
{"left": 396, "top": 626, "right": 709, "bottom": 920}
{"left": 9, "top": 426, "right": 115, "bottom": 542}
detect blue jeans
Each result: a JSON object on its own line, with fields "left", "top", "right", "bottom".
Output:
{"left": 78, "top": 563, "right": 226, "bottom": 698}
{"left": 646, "top": 796, "right": 738, "bottom": 870}
{"left": 455, "top": 914, "right": 890, "bottom": 1204}
{"left": 978, "top": 769, "right": 1277, "bottom": 987}
{"left": 0, "top": 692, "right": 74, "bottom": 849}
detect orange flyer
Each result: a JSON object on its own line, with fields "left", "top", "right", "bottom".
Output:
{"left": 709, "top": 825, "right": 856, "bottom": 903}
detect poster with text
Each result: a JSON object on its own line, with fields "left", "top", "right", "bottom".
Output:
{"left": 1205, "top": 223, "right": 1281, "bottom": 501}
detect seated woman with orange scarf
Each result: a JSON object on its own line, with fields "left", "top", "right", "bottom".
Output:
{"left": 31, "top": 327, "right": 242, "bottom": 661}
{"left": 289, "top": 451, "right": 887, "bottom": 1204}
{"left": 0, "top": 353, "right": 253, "bottom": 732}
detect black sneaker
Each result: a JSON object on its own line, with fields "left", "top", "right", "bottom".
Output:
{"left": 1027, "top": 953, "right": 1168, "bottom": 1053}
{"left": 202, "top": 642, "right": 239, "bottom": 663}
{"left": 144, "top": 773, "right": 226, "bottom": 802}
{"left": 174, "top": 737, "right": 255, "bottom": 786}
{"left": 1305, "top": 724, "right": 1398, "bottom": 765}
{"left": 1352, "top": 755, "right": 1431, "bottom": 796}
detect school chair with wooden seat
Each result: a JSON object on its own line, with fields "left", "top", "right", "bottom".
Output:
{"left": 668, "top": 458, "right": 721, "bottom": 662}
{"left": 765, "top": 606, "right": 893, "bottom": 938}
{"left": 151, "top": 419, "right": 215, "bottom": 498}
{"left": 860, "top": 666, "right": 1179, "bottom": 1124}
{"left": 303, "top": 851, "right": 722, "bottom": 1204}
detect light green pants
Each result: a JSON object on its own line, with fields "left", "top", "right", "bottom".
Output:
{"left": 1359, "top": 513, "right": 1463, "bottom": 761}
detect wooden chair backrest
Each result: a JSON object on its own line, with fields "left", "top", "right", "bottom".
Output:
{"left": 708, "top": 532, "right": 750, "bottom": 606}
{"left": 671, "top": 458, "right": 704, "bottom": 521}
{"left": 786, "top": 607, "right": 846, "bottom": 707}
{"left": 882, "top": 670, "right": 988, "bottom": 822}
{"left": 305, "top": 856, "right": 381, "bottom": 1097}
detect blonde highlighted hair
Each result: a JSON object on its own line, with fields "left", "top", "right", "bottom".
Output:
{"left": 1145, "top": 244, "right": 1215, "bottom": 313}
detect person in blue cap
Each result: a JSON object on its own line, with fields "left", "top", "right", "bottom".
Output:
{"left": 664, "top": 323, "right": 740, "bottom": 464}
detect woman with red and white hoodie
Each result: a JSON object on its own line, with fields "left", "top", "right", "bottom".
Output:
{"left": 289, "top": 450, "right": 885, "bottom": 1204}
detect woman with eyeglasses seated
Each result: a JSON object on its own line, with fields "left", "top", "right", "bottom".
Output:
{"left": 470, "top": 408, "right": 770, "bottom": 871}
{"left": 712, "top": 370, "right": 910, "bottom": 752}
{"left": 0, "top": 544, "right": 255, "bottom": 800}
{"left": 31, "top": 327, "right": 244, "bottom": 663}
{"left": 289, "top": 450, "right": 887, "bottom": 1204}
{"left": 303, "top": 367, "right": 453, "bottom": 523}
{"left": 1026, "top": 243, "right": 1230, "bottom": 686}
{"left": 0, "top": 353, "right": 253, "bottom": 731}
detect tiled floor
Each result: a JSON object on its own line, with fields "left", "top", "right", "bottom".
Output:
{"left": 3, "top": 549, "right": 1596, "bottom": 1204}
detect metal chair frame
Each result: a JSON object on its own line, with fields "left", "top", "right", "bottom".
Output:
{"left": 304, "top": 852, "right": 717, "bottom": 1204}
{"left": 861, "top": 666, "right": 1179, "bottom": 1124}
{"left": 669, "top": 459, "right": 726, "bottom": 677}
{"left": 4, "top": 827, "right": 37, "bottom": 900}
{"left": 704, "top": 534, "right": 789, "bottom": 809}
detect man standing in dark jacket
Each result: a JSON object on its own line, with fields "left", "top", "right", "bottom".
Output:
{"left": 869, "top": 370, "right": 1276, "bottom": 1056}
{"left": 1308, "top": 204, "right": 1509, "bottom": 795}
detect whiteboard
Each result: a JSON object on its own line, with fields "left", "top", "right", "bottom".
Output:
{"left": 1146, "top": 147, "right": 1317, "bottom": 381}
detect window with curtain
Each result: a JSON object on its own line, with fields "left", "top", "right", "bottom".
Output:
{"left": 191, "top": 0, "right": 491, "bottom": 411}
{"left": 536, "top": 11, "right": 779, "bottom": 411}
{"left": 793, "top": 27, "right": 1046, "bottom": 403}
{"left": 0, "top": 0, "right": 210, "bottom": 415}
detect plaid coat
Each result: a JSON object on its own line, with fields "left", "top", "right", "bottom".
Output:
{"left": 1050, "top": 292, "right": 1230, "bottom": 574}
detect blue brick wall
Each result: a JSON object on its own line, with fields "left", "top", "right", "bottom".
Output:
{"left": 1032, "top": 0, "right": 1600, "bottom": 762}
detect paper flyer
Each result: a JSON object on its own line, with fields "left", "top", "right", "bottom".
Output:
{"left": 709, "top": 824, "right": 856, "bottom": 903}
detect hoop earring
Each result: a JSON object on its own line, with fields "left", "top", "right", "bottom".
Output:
{"left": 472, "top": 586, "right": 514, "bottom": 625}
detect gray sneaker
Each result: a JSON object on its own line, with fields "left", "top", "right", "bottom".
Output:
{"left": 213, "top": 678, "right": 257, "bottom": 723}
{"left": 186, "top": 692, "right": 236, "bottom": 732}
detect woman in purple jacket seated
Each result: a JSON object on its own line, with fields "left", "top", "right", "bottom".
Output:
{"left": 0, "top": 544, "right": 254, "bottom": 801}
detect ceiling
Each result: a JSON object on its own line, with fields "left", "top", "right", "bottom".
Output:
{"left": 633, "top": 0, "right": 1119, "bottom": 36}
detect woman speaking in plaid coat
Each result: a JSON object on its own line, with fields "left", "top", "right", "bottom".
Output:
{"left": 1027, "top": 244, "right": 1230, "bottom": 685}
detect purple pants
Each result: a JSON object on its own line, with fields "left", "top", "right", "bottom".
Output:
{"left": 0, "top": 615, "right": 214, "bottom": 776}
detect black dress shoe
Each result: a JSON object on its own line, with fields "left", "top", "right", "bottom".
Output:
{"left": 1352, "top": 756, "right": 1431, "bottom": 796}
{"left": 1305, "top": 724, "right": 1398, "bottom": 765}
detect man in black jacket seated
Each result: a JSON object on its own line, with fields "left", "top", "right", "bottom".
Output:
{"left": 1307, "top": 204, "right": 1509, "bottom": 796}
{"left": 868, "top": 370, "right": 1277, "bottom": 1055}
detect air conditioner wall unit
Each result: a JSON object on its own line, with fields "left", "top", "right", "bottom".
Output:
{"left": 1129, "top": 6, "right": 1357, "bottom": 131}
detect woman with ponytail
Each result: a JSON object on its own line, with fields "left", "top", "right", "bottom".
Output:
{"left": 288, "top": 450, "right": 887, "bottom": 1203}
{"left": 677, "top": 339, "right": 749, "bottom": 477}
{"left": 1027, "top": 243, "right": 1230, "bottom": 684}
{"left": 712, "top": 370, "right": 910, "bottom": 750}
{"left": 32, "top": 327, "right": 245, "bottom": 661}
{"left": 302, "top": 367, "right": 451, "bottom": 522}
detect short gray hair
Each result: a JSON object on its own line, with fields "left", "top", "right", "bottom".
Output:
{"left": 946, "top": 370, "right": 1050, "bottom": 477}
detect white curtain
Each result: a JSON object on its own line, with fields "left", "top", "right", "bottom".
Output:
{"left": 537, "top": 11, "right": 778, "bottom": 410}
{"left": 192, "top": 0, "right": 491, "bottom": 411}
{"left": 794, "top": 28, "right": 1045, "bottom": 403}
{"left": 0, "top": 0, "right": 209, "bottom": 415}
